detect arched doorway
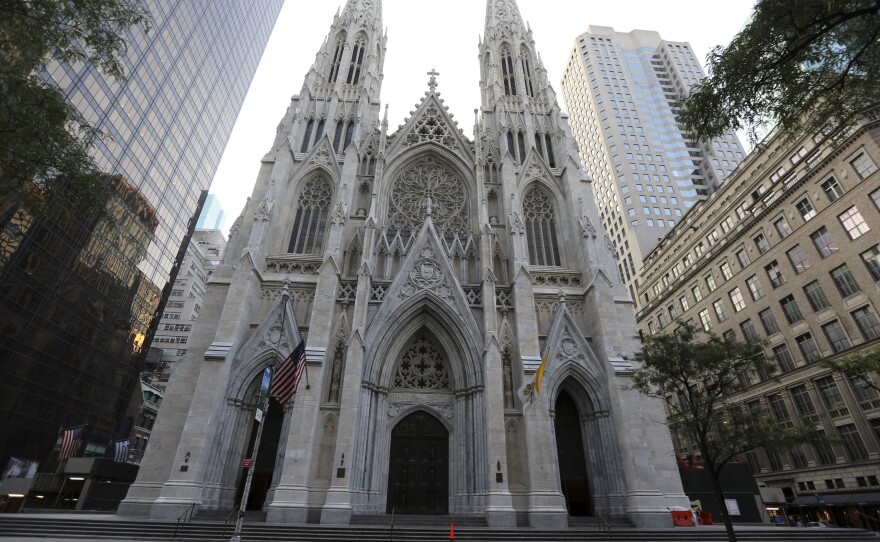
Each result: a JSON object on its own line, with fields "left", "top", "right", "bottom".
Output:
{"left": 235, "top": 399, "right": 284, "bottom": 511}
{"left": 386, "top": 410, "right": 448, "bottom": 515}
{"left": 554, "top": 390, "right": 592, "bottom": 516}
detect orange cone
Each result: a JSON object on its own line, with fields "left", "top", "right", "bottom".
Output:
{"left": 449, "top": 521, "right": 455, "bottom": 539}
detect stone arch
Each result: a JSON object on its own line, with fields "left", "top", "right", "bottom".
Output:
{"left": 285, "top": 172, "right": 335, "bottom": 255}
{"left": 363, "top": 291, "right": 483, "bottom": 390}
{"left": 350, "top": 293, "right": 488, "bottom": 515}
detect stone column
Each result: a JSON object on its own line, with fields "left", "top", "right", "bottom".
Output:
{"left": 521, "top": 393, "right": 568, "bottom": 528}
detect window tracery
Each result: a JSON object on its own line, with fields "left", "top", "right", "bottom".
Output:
{"left": 288, "top": 176, "right": 332, "bottom": 254}
{"left": 403, "top": 105, "right": 459, "bottom": 150}
{"left": 523, "top": 185, "right": 561, "bottom": 266}
{"left": 388, "top": 158, "right": 468, "bottom": 237}
{"left": 393, "top": 335, "right": 450, "bottom": 390}
{"left": 521, "top": 47, "right": 535, "bottom": 97}
{"left": 346, "top": 35, "right": 366, "bottom": 85}
{"left": 501, "top": 44, "right": 517, "bottom": 96}
{"left": 327, "top": 33, "right": 346, "bottom": 83}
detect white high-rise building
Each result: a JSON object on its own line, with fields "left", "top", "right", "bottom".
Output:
{"left": 562, "top": 27, "right": 746, "bottom": 303}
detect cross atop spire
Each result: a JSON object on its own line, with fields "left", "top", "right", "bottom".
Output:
{"left": 427, "top": 69, "right": 439, "bottom": 92}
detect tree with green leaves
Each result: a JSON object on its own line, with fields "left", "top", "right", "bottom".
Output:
{"left": 0, "top": 0, "right": 150, "bottom": 218}
{"left": 678, "top": 0, "right": 880, "bottom": 145}
{"left": 821, "top": 347, "right": 880, "bottom": 396}
{"left": 629, "top": 322, "right": 820, "bottom": 542}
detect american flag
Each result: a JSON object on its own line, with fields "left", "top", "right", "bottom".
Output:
{"left": 112, "top": 439, "right": 130, "bottom": 463}
{"left": 59, "top": 426, "right": 83, "bottom": 460}
{"left": 269, "top": 341, "right": 306, "bottom": 405}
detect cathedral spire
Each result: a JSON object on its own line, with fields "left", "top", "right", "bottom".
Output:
{"left": 483, "top": 0, "right": 525, "bottom": 38}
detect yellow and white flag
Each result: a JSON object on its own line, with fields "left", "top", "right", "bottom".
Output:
{"left": 535, "top": 352, "right": 549, "bottom": 394}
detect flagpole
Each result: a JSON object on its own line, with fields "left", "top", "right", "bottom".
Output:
{"left": 230, "top": 287, "right": 289, "bottom": 542}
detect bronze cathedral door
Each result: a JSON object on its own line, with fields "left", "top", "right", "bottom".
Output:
{"left": 387, "top": 410, "right": 448, "bottom": 514}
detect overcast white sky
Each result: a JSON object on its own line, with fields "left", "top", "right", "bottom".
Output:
{"left": 208, "top": 0, "right": 757, "bottom": 231}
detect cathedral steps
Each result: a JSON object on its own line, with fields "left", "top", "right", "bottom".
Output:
{"left": 351, "top": 513, "right": 488, "bottom": 526}
{"left": 1, "top": 514, "right": 879, "bottom": 542}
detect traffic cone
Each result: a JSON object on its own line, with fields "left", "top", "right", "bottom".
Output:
{"left": 449, "top": 521, "right": 455, "bottom": 539}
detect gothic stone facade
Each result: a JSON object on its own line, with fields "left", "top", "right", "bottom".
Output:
{"left": 119, "top": 0, "right": 687, "bottom": 528}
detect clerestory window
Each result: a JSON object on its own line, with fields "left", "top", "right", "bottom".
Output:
{"left": 346, "top": 35, "right": 366, "bottom": 85}
{"left": 501, "top": 44, "right": 517, "bottom": 96}
{"left": 327, "top": 33, "right": 346, "bottom": 83}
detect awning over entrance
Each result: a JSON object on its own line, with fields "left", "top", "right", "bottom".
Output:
{"left": 790, "top": 492, "right": 880, "bottom": 506}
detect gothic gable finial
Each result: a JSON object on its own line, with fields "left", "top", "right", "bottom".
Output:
{"left": 427, "top": 68, "right": 439, "bottom": 92}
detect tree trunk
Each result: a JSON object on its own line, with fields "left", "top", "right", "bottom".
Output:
{"left": 708, "top": 461, "right": 736, "bottom": 542}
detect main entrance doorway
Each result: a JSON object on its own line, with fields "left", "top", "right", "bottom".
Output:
{"left": 386, "top": 410, "right": 448, "bottom": 514}
{"left": 554, "top": 390, "right": 592, "bottom": 516}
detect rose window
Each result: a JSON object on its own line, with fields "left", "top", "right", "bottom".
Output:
{"left": 393, "top": 335, "right": 450, "bottom": 390}
{"left": 388, "top": 157, "right": 468, "bottom": 237}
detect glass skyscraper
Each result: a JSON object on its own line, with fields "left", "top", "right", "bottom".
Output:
{"left": 562, "top": 27, "right": 746, "bottom": 304}
{"left": 0, "top": 0, "right": 282, "bottom": 473}
{"left": 196, "top": 194, "right": 227, "bottom": 231}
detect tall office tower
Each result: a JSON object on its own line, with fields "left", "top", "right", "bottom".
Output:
{"left": 121, "top": 0, "right": 688, "bottom": 528}
{"left": 196, "top": 194, "right": 227, "bottom": 231}
{"left": 561, "top": 27, "right": 747, "bottom": 303}
{"left": 0, "top": 0, "right": 282, "bottom": 481}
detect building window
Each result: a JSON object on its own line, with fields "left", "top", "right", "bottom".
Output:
{"left": 852, "top": 305, "right": 880, "bottom": 340}
{"left": 861, "top": 245, "right": 880, "bottom": 281}
{"left": 774, "top": 216, "right": 792, "bottom": 238}
{"left": 501, "top": 44, "right": 517, "bottom": 96}
{"left": 346, "top": 35, "right": 366, "bottom": 84}
{"left": 705, "top": 274, "right": 717, "bottom": 292}
{"left": 288, "top": 176, "right": 332, "bottom": 254}
{"left": 657, "top": 312, "right": 667, "bottom": 328}
{"left": 679, "top": 295, "right": 690, "bottom": 312}
{"left": 773, "top": 343, "right": 795, "bottom": 372}
{"left": 796, "top": 333, "right": 820, "bottom": 363}
{"left": 822, "top": 320, "right": 851, "bottom": 353}
{"left": 796, "top": 198, "right": 816, "bottom": 222}
{"left": 740, "top": 319, "right": 759, "bottom": 342}
{"left": 786, "top": 245, "right": 810, "bottom": 274}
{"left": 729, "top": 287, "right": 746, "bottom": 312}
{"left": 327, "top": 32, "right": 346, "bottom": 84}
{"left": 838, "top": 424, "right": 869, "bottom": 461}
{"left": 720, "top": 261, "right": 733, "bottom": 281}
{"left": 803, "top": 281, "right": 831, "bottom": 311}
{"left": 723, "top": 330, "right": 736, "bottom": 343}
{"left": 692, "top": 284, "right": 703, "bottom": 302}
{"left": 821, "top": 177, "right": 844, "bottom": 202}
{"left": 831, "top": 264, "right": 861, "bottom": 297}
{"left": 765, "top": 260, "right": 785, "bottom": 288}
{"left": 780, "top": 295, "right": 804, "bottom": 324}
{"left": 790, "top": 385, "right": 816, "bottom": 416}
{"left": 736, "top": 249, "right": 750, "bottom": 268}
{"left": 810, "top": 226, "right": 838, "bottom": 258}
{"left": 699, "top": 308, "right": 712, "bottom": 331}
{"left": 838, "top": 206, "right": 870, "bottom": 239}
{"left": 521, "top": 47, "right": 535, "bottom": 98}
{"left": 850, "top": 152, "right": 878, "bottom": 180}
{"left": 814, "top": 431, "right": 837, "bottom": 466}
{"left": 754, "top": 232, "right": 770, "bottom": 254}
{"left": 746, "top": 275, "right": 764, "bottom": 300}
{"left": 848, "top": 373, "right": 880, "bottom": 403}
{"left": 713, "top": 299, "right": 728, "bottom": 322}
{"left": 759, "top": 308, "right": 780, "bottom": 335}
{"left": 523, "top": 185, "right": 562, "bottom": 266}
{"left": 767, "top": 394, "right": 792, "bottom": 426}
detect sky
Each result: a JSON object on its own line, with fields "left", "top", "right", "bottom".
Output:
{"left": 208, "top": 0, "right": 757, "bottom": 231}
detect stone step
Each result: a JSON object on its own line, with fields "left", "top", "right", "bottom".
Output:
{"left": 351, "top": 513, "right": 488, "bottom": 527}
{"left": 0, "top": 514, "right": 877, "bottom": 542}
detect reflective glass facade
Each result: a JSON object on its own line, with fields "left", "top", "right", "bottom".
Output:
{"left": 561, "top": 27, "right": 745, "bottom": 303}
{"left": 0, "top": 0, "right": 281, "bottom": 469}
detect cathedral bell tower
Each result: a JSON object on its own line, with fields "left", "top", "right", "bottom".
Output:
{"left": 120, "top": 0, "right": 689, "bottom": 529}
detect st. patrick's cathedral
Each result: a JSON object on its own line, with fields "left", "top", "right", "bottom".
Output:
{"left": 119, "top": 0, "right": 689, "bottom": 528}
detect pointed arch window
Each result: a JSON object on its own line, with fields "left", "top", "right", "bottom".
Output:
{"left": 521, "top": 47, "right": 535, "bottom": 97}
{"left": 300, "top": 119, "right": 314, "bottom": 153}
{"left": 545, "top": 134, "right": 556, "bottom": 168}
{"left": 314, "top": 119, "right": 325, "bottom": 143}
{"left": 327, "top": 33, "right": 346, "bottom": 83}
{"left": 523, "top": 185, "right": 561, "bottom": 266}
{"left": 501, "top": 44, "right": 517, "bottom": 96}
{"left": 346, "top": 35, "right": 367, "bottom": 85}
{"left": 506, "top": 131, "right": 516, "bottom": 161}
{"left": 517, "top": 132, "right": 526, "bottom": 164}
{"left": 333, "top": 121, "right": 345, "bottom": 152}
{"left": 288, "top": 176, "right": 332, "bottom": 254}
